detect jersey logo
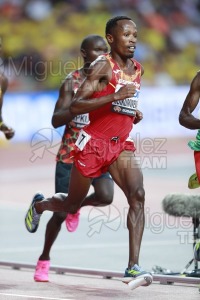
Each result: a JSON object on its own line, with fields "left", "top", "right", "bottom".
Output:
{"left": 113, "top": 69, "right": 121, "bottom": 74}
{"left": 113, "top": 106, "right": 122, "bottom": 112}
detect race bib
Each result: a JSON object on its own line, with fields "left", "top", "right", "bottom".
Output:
{"left": 71, "top": 113, "right": 90, "bottom": 128}
{"left": 111, "top": 84, "right": 139, "bottom": 116}
{"left": 75, "top": 129, "right": 91, "bottom": 151}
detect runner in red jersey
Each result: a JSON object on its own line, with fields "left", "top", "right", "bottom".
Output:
{"left": 73, "top": 52, "right": 142, "bottom": 177}
{"left": 25, "top": 16, "right": 152, "bottom": 289}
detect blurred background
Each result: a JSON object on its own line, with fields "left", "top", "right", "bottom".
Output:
{"left": 1, "top": 0, "right": 200, "bottom": 91}
{"left": 1, "top": 0, "right": 200, "bottom": 275}
{"left": 1, "top": 0, "right": 200, "bottom": 142}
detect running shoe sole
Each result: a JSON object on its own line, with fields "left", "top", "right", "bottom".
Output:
{"left": 25, "top": 192, "right": 44, "bottom": 233}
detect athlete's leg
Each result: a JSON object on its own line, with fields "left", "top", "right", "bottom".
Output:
{"left": 34, "top": 162, "right": 71, "bottom": 281}
{"left": 82, "top": 173, "right": 114, "bottom": 207}
{"left": 66, "top": 173, "right": 114, "bottom": 232}
{"left": 34, "top": 164, "right": 91, "bottom": 214}
{"left": 108, "top": 150, "right": 145, "bottom": 269}
{"left": 39, "top": 162, "right": 71, "bottom": 260}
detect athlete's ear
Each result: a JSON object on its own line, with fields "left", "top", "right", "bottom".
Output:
{"left": 106, "top": 34, "right": 113, "bottom": 44}
{"left": 81, "top": 48, "right": 86, "bottom": 58}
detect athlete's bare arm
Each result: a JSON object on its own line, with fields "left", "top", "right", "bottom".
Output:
{"left": 0, "top": 73, "right": 15, "bottom": 139}
{"left": 141, "top": 65, "right": 144, "bottom": 76}
{"left": 51, "top": 76, "right": 76, "bottom": 128}
{"left": 179, "top": 71, "right": 200, "bottom": 130}
{"left": 134, "top": 109, "right": 143, "bottom": 124}
{"left": 0, "top": 73, "right": 8, "bottom": 114}
{"left": 70, "top": 57, "right": 137, "bottom": 115}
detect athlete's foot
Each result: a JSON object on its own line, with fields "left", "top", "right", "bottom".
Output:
{"left": 122, "top": 264, "right": 153, "bottom": 290}
{"left": 65, "top": 209, "right": 80, "bottom": 232}
{"left": 25, "top": 192, "right": 44, "bottom": 233}
{"left": 34, "top": 260, "right": 50, "bottom": 282}
{"left": 0, "top": 122, "right": 15, "bottom": 140}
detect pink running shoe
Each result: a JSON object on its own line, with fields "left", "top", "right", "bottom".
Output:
{"left": 65, "top": 210, "right": 80, "bottom": 232}
{"left": 34, "top": 260, "right": 50, "bottom": 282}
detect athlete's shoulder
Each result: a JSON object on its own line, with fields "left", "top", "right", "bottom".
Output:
{"left": 90, "top": 54, "right": 109, "bottom": 68}
{"left": 64, "top": 68, "right": 83, "bottom": 81}
{"left": 131, "top": 58, "right": 144, "bottom": 75}
{"left": 131, "top": 58, "right": 141, "bottom": 68}
{"left": 189, "top": 70, "right": 200, "bottom": 91}
{"left": 192, "top": 70, "right": 200, "bottom": 82}
{"left": 88, "top": 54, "right": 111, "bottom": 79}
{"left": 193, "top": 70, "right": 200, "bottom": 86}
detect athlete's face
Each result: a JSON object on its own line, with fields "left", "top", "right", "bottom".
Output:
{"left": 107, "top": 19, "right": 137, "bottom": 58}
{"left": 85, "top": 38, "right": 108, "bottom": 63}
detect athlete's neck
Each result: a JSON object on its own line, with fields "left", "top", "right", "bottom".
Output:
{"left": 109, "top": 52, "right": 133, "bottom": 71}
{"left": 83, "top": 62, "right": 91, "bottom": 76}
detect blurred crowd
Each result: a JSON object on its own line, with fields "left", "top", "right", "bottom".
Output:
{"left": 0, "top": 0, "right": 200, "bottom": 91}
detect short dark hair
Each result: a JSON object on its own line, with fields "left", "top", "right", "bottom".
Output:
{"left": 80, "top": 34, "right": 103, "bottom": 51}
{"left": 105, "top": 16, "right": 132, "bottom": 35}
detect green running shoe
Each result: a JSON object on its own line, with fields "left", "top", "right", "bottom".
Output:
{"left": 194, "top": 241, "right": 200, "bottom": 261}
{"left": 25, "top": 192, "right": 44, "bottom": 233}
{"left": 188, "top": 173, "right": 200, "bottom": 189}
{"left": 122, "top": 264, "right": 153, "bottom": 287}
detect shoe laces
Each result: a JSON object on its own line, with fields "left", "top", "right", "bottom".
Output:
{"left": 132, "top": 264, "right": 142, "bottom": 271}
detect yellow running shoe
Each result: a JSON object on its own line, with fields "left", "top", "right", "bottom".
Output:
{"left": 25, "top": 192, "right": 44, "bottom": 233}
{"left": 194, "top": 241, "right": 200, "bottom": 261}
{"left": 188, "top": 173, "right": 200, "bottom": 189}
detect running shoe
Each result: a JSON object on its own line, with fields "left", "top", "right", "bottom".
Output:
{"left": 65, "top": 209, "right": 80, "bottom": 232}
{"left": 194, "top": 241, "right": 200, "bottom": 261}
{"left": 25, "top": 192, "right": 44, "bottom": 233}
{"left": 188, "top": 173, "right": 200, "bottom": 189}
{"left": 34, "top": 260, "right": 50, "bottom": 282}
{"left": 122, "top": 264, "right": 153, "bottom": 286}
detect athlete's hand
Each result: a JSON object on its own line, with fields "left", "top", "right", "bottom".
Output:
{"left": 68, "top": 120, "right": 76, "bottom": 128}
{"left": 134, "top": 109, "right": 143, "bottom": 124}
{"left": 113, "top": 84, "right": 136, "bottom": 101}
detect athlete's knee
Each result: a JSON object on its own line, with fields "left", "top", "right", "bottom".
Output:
{"left": 53, "top": 192, "right": 67, "bottom": 201}
{"left": 96, "top": 190, "right": 113, "bottom": 206}
{"left": 102, "top": 194, "right": 113, "bottom": 205}
{"left": 128, "top": 187, "right": 145, "bottom": 207}
{"left": 136, "top": 186, "right": 145, "bottom": 202}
